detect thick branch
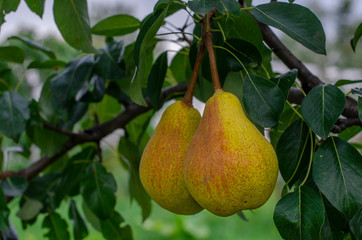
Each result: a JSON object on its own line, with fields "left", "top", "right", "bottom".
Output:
{"left": 256, "top": 22, "right": 359, "bottom": 119}
{"left": 332, "top": 118, "right": 362, "bottom": 133}
{"left": 257, "top": 22, "right": 322, "bottom": 91}
{"left": 0, "top": 83, "right": 188, "bottom": 181}
{"left": 287, "top": 87, "right": 305, "bottom": 105}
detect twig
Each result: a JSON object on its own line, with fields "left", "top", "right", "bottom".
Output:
{"left": 0, "top": 83, "right": 188, "bottom": 182}
{"left": 43, "top": 123, "right": 75, "bottom": 137}
{"left": 93, "top": 113, "right": 103, "bottom": 162}
{"left": 202, "top": 9, "right": 222, "bottom": 91}
{"left": 182, "top": 42, "right": 205, "bottom": 106}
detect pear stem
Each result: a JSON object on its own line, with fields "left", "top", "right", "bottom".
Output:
{"left": 202, "top": 9, "right": 222, "bottom": 92}
{"left": 182, "top": 42, "right": 205, "bottom": 107}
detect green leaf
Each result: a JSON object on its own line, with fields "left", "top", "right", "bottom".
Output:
{"left": 334, "top": 79, "right": 362, "bottom": 87}
{"left": 53, "top": 0, "right": 96, "bottom": 53}
{"left": 218, "top": 11, "right": 263, "bottom": 45}
{"left": 94, "top": 40, "right": 126, "bottom": 81}
{"left": 301, "top": 85, "right": 346, "bottom": 139}
{"left": 27, "top": 101, "right": 69, "bottom": 156}
{"left": 82, "top": 202, "right": 101, "bottom": 231}
{"left": 0, "top": 91, "right": 30, "bottom": 142}
{"left": 243, "top": 74, "right": 285, "bottom": 128}
{"left": 147, "top": 51, "right": 168, "bottom": 108}
{"left": 274, "top": 186, "right": 325, "bottom": 240}
{"left": 270, "top": 104, "right": 301, "bottom": 148}
{"left": 125, "top": 111, "right": 153, "bottom": 149}
{"left": 252, "top": 2, "right": 326, "bottom": 54}
{"left": 28, "top": 60, "right": 66, "bottom": 69}
{"left": 188, "top": 44, "right": 213, "bottom": 102}
{"left": 69, "top": 200, "right": 89, "bottom": 240}
{"left": 270, "top": 69, "right": 298, "bottom": 99}
{"left": 93, "top": 94, "right": 122, "bottom": 123}
{"left": 0, "top": 176, "right": 28, "bottom": 197}
{"left": 24, "top": 173, "right": 60, "bottom": 209}
{"left": 169, "top": 47, "right": 192, "bottom": 84}
{"left": 0, "top": 188, "right": 10, "bottom": 231}
{"left": 349, "top": 209, "right": 362, "bottom": 239}
{"left": 312, "top": 137, "right": 362, "bottom": 219}
{"left": 24, "top": 0, "right": 45, "bottom": 17}
{"left": 154, "top": 0, "right": 185, "bottom": 17}
{"left": 1, "top": 0, "right": 20, "bottom": 13}
{"left": 80, "top": 162, "right": 117, "bottom": 219}
{"left": 276, "top": 120, "right": 311, "bottom": 187}
{"left": 194, "top": 76, "right": 214, "bottom": 103}
{"left": 55, "top": 147, "right": 96, "bottom": 203}
{"left": 188, "top": 0, "right": 241, "bottom": 16}
{"left": 92, "top": 14, "right": 140, "bottom": 36}
{"left": 321, "top": 196, "right": 347, "bottom": 240}
{"left": 50, "top": 55, "right": 94, "bottom": 108}
{"left": 76, "top": 75, "right": 105, "bottom": 103}
{"left": 131, "top": 8, "right": 168, "bottom": 105}
{"left": 216, "top": 38, "right": 262, "bottom": 72}
{"left": 0, "top": 46, "right": 25, "bottom": 63}
{"left": 63, "top": 101, "right": 89, "bottom": 129}
{"left": 223, "top": 71, "right": 243, "bottom": 101}
{"left": 338, "top": 125, "right": 361, "bottom": 141}
{"left": 38, "top": 76, "right": 57, "bottom": 122}
{"left": 9, "top": 35, "right": 56, "bottom": 59}
{"left": 16, "top": 198, "right": 43, "bottom": 221}
{"left": 119, "top": 137, "right": 151, "bottom": 221}
{"left": 351, "top": 23, "right": 362, "bottom": 52}
{"left": 100, "top": 211, "right": 133, "bottom": 240}
{"left": 43, "top": 212, "right": 70, "bottom": 240}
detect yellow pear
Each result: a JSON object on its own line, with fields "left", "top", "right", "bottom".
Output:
{"left": 183, "top": 89, "right": 278, "bottom": 217}
{"left": 139, "top": 101, "right": 203, "bottom": 214}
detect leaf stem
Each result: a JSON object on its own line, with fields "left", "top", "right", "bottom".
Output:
{"left": 300, "top": 130, "right": 314, "bottom": 186}
{"left": 261, "top": 64, "right": 271, "bottom": 79}
{"left": 286, "top": 100, "right": 304, "bottom": 120}
{"left": 216, "top": 21, "right": 226, "bottom": 41}
{"left": 182, "top": 42, "right": 205, "bottom": 106}
{"left": 14, "top": 69, "right": 27, "bottom": 92}
{"left": 214, "top": 45, "right": 251, "bottom": 79}
{"left": 294, "top": 80, "right": 307, "bottom": 96}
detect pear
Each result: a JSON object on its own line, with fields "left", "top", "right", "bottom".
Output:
{"left": 183, "top": 89, "right": 278, "bottom": 217}
{"left": 139, "top": 101, "right": 203, "bottom": 214}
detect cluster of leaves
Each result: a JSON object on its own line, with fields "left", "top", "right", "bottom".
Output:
{"left": 0, "top": 0, "right": 361, "bottom": 240}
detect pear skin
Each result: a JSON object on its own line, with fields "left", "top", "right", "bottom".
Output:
{"left": 139, "top": 101, "right": 203, "bottom": 214}
{"left": 183, "top": 90, "right": 278, "bottom": 217}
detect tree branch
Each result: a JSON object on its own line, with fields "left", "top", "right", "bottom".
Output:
{"left": 0, "top": 83, "right": 188, "bottom": 181}
{"left": 256, "top": 21, "right": 359, "bottom": 119}
{"left": 287, "top": 87, "right": 362, "bottom": 133}
{"left": 332, "top": 118, "right": 362, "bottom": 133}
